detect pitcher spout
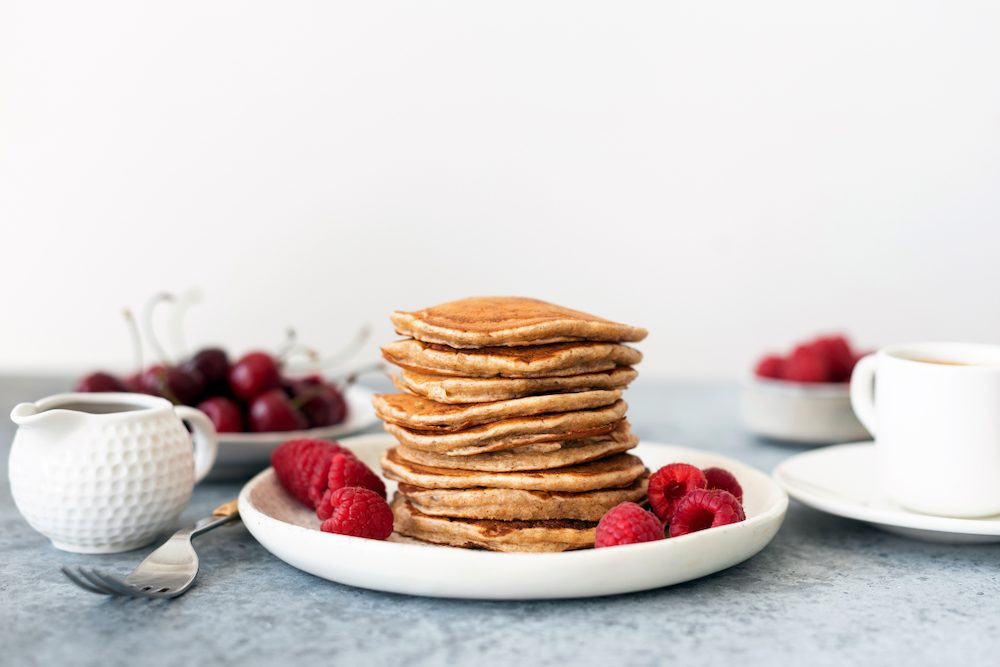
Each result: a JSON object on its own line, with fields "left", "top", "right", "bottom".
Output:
{"left": 10, "top": 402, "right": 39, "bottom": 426}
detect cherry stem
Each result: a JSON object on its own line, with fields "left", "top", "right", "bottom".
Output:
{"left": 122, "top": 308, "right": 145, "bottom": 374}
{"left": 142, "top": 292, "right": 175, "bottom": 365}
{"left": 168, "top": 288, "right": 202, "bottom": 360}
{"left": 281, "top": 344, "right": 321, "bottom": 368}
{"left": 312, "top": 324, "right": 373, "bottom": 370}
{"left": 332, "top": 361, "right": 387, "bottom": 388}
{"left": 275, "top": 327, "right": 298, "bottom": 358}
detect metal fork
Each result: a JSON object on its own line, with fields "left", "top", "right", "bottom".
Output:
{"left": 62, "top": 499, "right": 240, "bottom": 599}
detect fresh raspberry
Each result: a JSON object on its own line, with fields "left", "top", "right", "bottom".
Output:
{"left": 754, "top": 354, "right": 786, "bottom": 380}
{"left": 647, "top": 463, "right": 707, "bottom": 522}
{"left": 317, "top": 454, "right": 386, "bottom": 519}
{"left": 319, "top": 487, "right": 394, "bottom": 540}
{"left": 703, "top": 466, "right": 744, "bottom": 503}
{"left": 329, "top": 452, "right": 386, "bottom": 498}
{"left": 784, "top": 344, "right": 830, "bottom": 383}
{"left": 271, "top": 438, "right": 353, "bottom": 507}
{"left": 668, "top": 489, "right": 746, "bottom": 537}
{"left": 594, "top": 502, "right": 664, "bottom": 548}
{"left": 811, "top": 335, "right": 854, "bottom": 382}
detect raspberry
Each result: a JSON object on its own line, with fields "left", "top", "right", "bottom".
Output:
{"left": 784, "top": 344, "right": 830, "bottom": 383}
{"left": 271, "top": 438, "right": 353, "bottom": 508}
{"left": 703, "top": 466, "right": 743, "bottom": 503}
{"left": 647, "top": 463, "right": 707, "bottom": 522}
{"left": 754, "top": 354, "right": 786, "bottom": 380}
{"left": 594, "top": 502, "right": 664, "bottom": 548}
{"left": 668, "top": 489, "right": 746, "bottom": 537}
{"left": 317, "top": 454, "right": 386, "bottom": 520}
{"left": 319, "top": 487, "right": 394, "bottom": 540}
{"left": 811, "top": 335, "right": 854, "bottom": 382}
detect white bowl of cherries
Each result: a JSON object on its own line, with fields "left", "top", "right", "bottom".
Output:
{"left": 73, "top": 296, "right": 380, "bottom": 478}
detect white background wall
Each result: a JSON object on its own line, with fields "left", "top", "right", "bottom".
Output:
{"left": 2, "top": 1, "right": 999, "bottom": 379}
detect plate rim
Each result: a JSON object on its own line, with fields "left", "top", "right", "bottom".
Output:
{"left": 773, "top": 441, "right": 1000, "bottom": 536}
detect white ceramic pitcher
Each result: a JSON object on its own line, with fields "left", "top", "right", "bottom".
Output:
{"left": 9, "top": 392, "right": 218, "bottom": 553}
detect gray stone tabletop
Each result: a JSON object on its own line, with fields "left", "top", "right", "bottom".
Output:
{"left": 1, "top": 374, "right": 997, "bottom": 667}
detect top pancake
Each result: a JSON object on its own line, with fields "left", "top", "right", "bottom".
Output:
{"left": 382, "top": 339, "right": 642, "bottom": 378}
{"left": 391, "top": 296, "right": 648, "bottom": 348}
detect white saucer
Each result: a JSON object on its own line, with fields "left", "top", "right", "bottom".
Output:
{"left": 238, "top": 434, "right": 788, "bottom": 600}
{"left": 774, "top": 442, "right": 1000, "bottom": 543}
{"left": 208, "top": 385, "right": 378, "bottom": 480}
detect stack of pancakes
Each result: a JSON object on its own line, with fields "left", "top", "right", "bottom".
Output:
{"left": 374, "top": 296, "right": 648, "bottom": 552}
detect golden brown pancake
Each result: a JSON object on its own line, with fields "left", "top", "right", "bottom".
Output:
{"left": 392, "top": 421, "right": 638, "bottom": 472}
{"left": 382, "top": 340, "right": 642, "bottom": 378}
{"left": 390, "top": 497, "right": 596, "bottom": 552}
{"left": 395, "top": 475, "right": 648, "bottom": 521}
{"left": 372, "top": 389, "right": 621, "bottom": 431}
{"left": 382, "top": 449, "right": 646, "bottom": 492}
{"left": 393, "top": 367, "right": 638, "bottom": 404}
{"left": 382, "top": 401, "right": 628, "bottom": 455}
{"left": 391, "top": 296, "right": 648, "bottom": 348}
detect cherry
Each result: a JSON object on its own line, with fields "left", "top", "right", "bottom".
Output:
{"left": 229, "top": 351, "right": 281, "bottom": 401}
{"left": 75, "top": 372, "right": 127, "bottom": 393}
{"left": 286, "top": 376, "right": 347, "bottom": 428}
{"left": 249, "top": 388, "right": 308, "bottom": 432}
{"left": 184, "top": 347, "right": 231, "bottom": 392}
{"left": 197, "top": 396, "right": 245, "bottom": 433}
{"left": 142, "top": 364, "right": 206, "bottom": 405}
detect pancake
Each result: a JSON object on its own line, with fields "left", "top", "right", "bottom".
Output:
{"left": 393, "top": 367, "right": 638, "bottom": 404}
{"left": 391, "top": 296, "right": 648, "bottom": 348}
{"left": 382, "top": 401, "right": 628, "bottom": 455}
{"left": 382, "top": 449, "right": 646, "bottom": 492}
{"left": 390, "top": 497, "right": 596, "bottom": 552}
{"left": 396, "top": 475, "right": 648, "bottom": 521}
{"left": 393, "top": 421, "right": 638, "bottom": 472}
{"left": 372, "top": 389, "right": 622, "bottom": 431}
{"left": 382, "top": 340, "right": 642, "bottom": 379}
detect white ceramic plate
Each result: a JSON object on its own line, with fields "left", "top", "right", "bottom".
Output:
{"left": 238, "top": 434, "right": 788, "bottom": 599}
{"left": 209, "top": 385, "right": 378, "bottom": 479}
{"left": 774, "top": 442, "right": 1000, "bottom": 543}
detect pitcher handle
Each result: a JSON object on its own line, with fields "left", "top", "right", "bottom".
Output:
{"left": 174, "top": 406, "right": 219, "bottom": 483}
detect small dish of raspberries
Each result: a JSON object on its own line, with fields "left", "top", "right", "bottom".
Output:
{"left": 596, "top": 463, "right": 746, "bottom": 548}
{"left": 742, "top": 334, "right": 873, "bottom": 444}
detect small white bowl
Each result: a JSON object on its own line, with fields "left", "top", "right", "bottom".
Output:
{"left": 740, "top": 376, "right": 870, "bottom": 444}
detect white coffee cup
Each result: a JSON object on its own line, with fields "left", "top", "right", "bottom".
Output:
{"left": 850, "top": 342, "right": 1000, "bottom": 517}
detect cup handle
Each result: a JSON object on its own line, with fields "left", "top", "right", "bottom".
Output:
{"left": 849, "top": 354, "right": 878, "bottom": 436}
{"left": 174, "top": 406, "right": 219, "bottom": 483}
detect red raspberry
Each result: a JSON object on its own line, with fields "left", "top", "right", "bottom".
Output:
{"left": 668, "top": 489, "right": 746, "bottom": 537}
{"left": 317, "top": 454, "right": 386, "bottom": 520}
{"left": 647, "top": 463, "right": 707, "bottom": 522}
{"left": 812, "top": 335, "right": 854, "bottom": 382}
{"left": 271, "top": 438, "right": 353, "bottom": 508}
{"left": 784, "top": 344, "right": 830, "bottom": 383}
{"left": 594, "top": 502, "right": 664, "bottom": 548}
{"left": 754, "top": 354, "right": 786, "bottom": 380}
{"left": 319, "top": 487, "right": 394, "bottom": 540}
{"left": 703, "top": 466, "right": 743, "bottom": 503}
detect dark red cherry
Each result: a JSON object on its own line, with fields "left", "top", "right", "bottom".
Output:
{"left": 197, "top": 396, "right": 245, "bottom": 433}
{"left": 75, "top": 372, "right": 127, "bottom": 393}
{"left": 287, "top": 378, "right": 347, "bottom": 427}
{"left": 249, "top": 389, "right": 308, "bottom": 432}
{"left": 142, "top": 365, "right": 205, "bottom": 405}
{"left": 184, "top": 347, "right": 230, "bottom": 390}
{"left": 229, "top": 351, "right": 281, "bottom": 401}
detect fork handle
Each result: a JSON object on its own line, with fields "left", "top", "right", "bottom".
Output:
{"left": 190, "top": 499, "right": 240, "bottom": 538}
